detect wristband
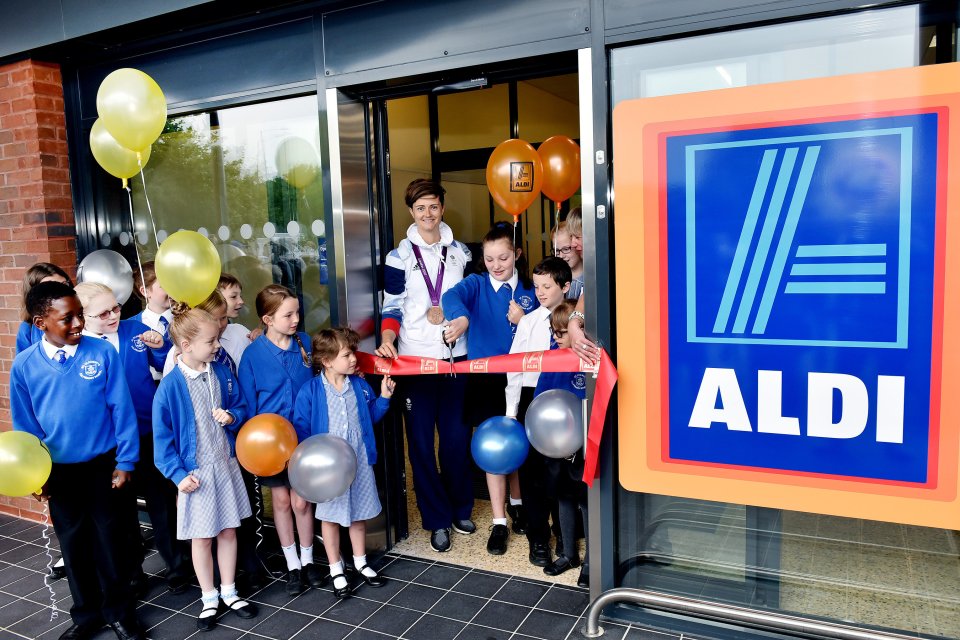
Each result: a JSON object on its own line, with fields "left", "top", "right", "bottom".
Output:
{"left": 569, "top": 310, "right": 585, "bottom": 327}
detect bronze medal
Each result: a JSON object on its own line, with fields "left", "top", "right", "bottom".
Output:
{"left": 427, "top": 306, "right": 445, "bottom": 325}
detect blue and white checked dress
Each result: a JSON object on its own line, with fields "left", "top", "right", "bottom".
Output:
{"left": 176, "top": 365, "right": 252, "bottom": 539}
{"left": 313, "top": 375, "right": 382, "bottom": 527}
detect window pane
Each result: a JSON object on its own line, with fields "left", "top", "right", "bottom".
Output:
{"left": 131, "top": 95, "right": 330, "bottom": 335}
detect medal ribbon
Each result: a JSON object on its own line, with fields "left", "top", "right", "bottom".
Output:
{"left": 356, "top": 348, "right": 617, "bottom": 486}
{"left": 411, "top": 245, "right": 447, "bottom": 308}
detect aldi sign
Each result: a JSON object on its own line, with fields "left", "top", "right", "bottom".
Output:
{"left": 614, "top": 65, "right": 960, "bottom": 529}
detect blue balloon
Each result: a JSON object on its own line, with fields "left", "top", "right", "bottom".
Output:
{"left": 472, "top": 416, "right": 529, "bottom": 475}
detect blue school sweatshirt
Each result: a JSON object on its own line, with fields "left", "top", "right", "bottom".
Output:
{"left": 112, "top": 319, "right": 171, "bottom": 435}
{"left": 238, "top": 333, "right": 313, "bottom": 422}
{"left": 293, "top": 375, "right": 390, "bottom": 465}
{"left": 441, "top": 273, "right": 538, "bottom": 359}
{"left": 152, "top": 361, "right": 248, "bottom": 485}
{"left": 10, "top": 337, "right": 139, "bottom": 470}
{"left": 534, "top": 371, "right": 588, "bottom": 400}
{"left": 16, "top": 321, "right": 42, "bottom": 354}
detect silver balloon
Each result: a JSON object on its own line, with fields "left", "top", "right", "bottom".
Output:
{"left": 288, "top": 434, "right": 358, "bottom": 504}
{"left": 524, "top": 389, "right": 584, "bottom": 458}
{"left": 77, "top": 249, "right": 134, "bottom": 305}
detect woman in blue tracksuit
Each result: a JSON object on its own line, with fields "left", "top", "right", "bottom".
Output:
{"left": 237, "top": 284, "right": 323, "bottom": 594}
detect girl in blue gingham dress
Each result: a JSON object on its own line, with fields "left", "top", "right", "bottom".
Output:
{"left": 153, "top": 306, "right": 258, "bottom": 630}
{"left": 293, "top": 327, "right": 395, "bottom": 599}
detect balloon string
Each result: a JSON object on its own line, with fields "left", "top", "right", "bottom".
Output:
{"left": 137, "top": 156, "right": 161, "bottom": 250}
{"left": 125, "top": 186, "right": 148, "bottom": 305}
{"left": 252, "top": 475, "right": 282, "bottom": 578}
{"left": 40, "top": 503, "right": 60, "bottom": 622}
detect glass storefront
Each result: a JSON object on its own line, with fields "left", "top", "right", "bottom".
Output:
{"left": 610, "top": 6, "right": 959, "bottom": 637}
{"left": 123, "top": 95, "right": 330, "bottom": 335}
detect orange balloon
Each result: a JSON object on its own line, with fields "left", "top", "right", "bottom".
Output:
{"left": 236, "top": 413, "right": 299, "bottom": 477}
{"left": 486, "top": 139, "right": 543, "bottom": 218}
{"left": 538, "top": 136, "right": 581, "bottom": 204}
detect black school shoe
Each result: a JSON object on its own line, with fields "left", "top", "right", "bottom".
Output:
{"left": 577, "top": 563, "right": 589, "bottom": 588}
{"left": 58, "top": 621, "right": 102, "bottom": 640}
{"left": 529, "top": 541, "right": 552, "bottom": 567}
{"left": 486, "top": 524, "right": 509, "bottom": 555}
{"left": 543, "top": 554, "right": 579, "bottom": 576}
{"left": 506, "top": 504, "right": 527, "bottom": 534}
{"left": 285, "top": 568, "right": 305, "bottom": 595}
{"left": 303, "top": 563, "right": 329, "bottom": 588}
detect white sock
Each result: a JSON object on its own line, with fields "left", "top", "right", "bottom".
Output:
{"left": 493, "top": 518, "right": 508, "bottom": 526}
{"left": 220, "top": 583, "right": 246, "bottom": 609}
{"left": 509, "top": 497, "right": 523, "bottom": 506}
{"left": 330, "top": 560, "right": 347, "bottom": 589}
{"left": 354, "top": 555, "right": 377, "bottom": 578}
{"left": 282, "top": 543, "right": 301, "bottom": 571}
{"left": 200, "top": 589, "right": 219, "bottom": 618}
{"left": 54, "top": 557, "right": 65, "bottom": 568}
{"left": 300, "top": 545, "right": 314, "bottom": 566}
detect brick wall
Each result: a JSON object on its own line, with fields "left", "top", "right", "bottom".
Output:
{"left": 0, "top": 59, "right": 77, "bottom": 522}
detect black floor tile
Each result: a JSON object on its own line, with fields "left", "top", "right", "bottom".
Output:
{"left": 343, "top": 628, "right": 394, "bottom": 640}
{"left": 623, "top": 627, "right": 682, "bottom": 640}
{"left": 0, "top": 544, "right": 45, "bottom": 564}
{"left": 250, "top": 608, "right": 313, "bottom": 638}
{"left": 147, "top": 583, "right": 201, "bottom": 612}
{"left": 0, "top": 565, "right": 33, "bottom": 588}
{"left": 352, "top": 576, "right": 406, "bottom": 603}
{"left": 140, "top": 551, "right": 168, "bottom": 575}
{"left": 0, "top": 537, "right": 25, "bottom": 554}
{"left": 538, "top": 585, "right": 590, "bottom": 616}
{"left": 8, "top": 606, "right": 76, "bottom": 638}
{"left": 137, "top": 602, "right": 177, "bottom": 630}
{"left": 296, "top": 617, "right": 355, "bottom": 640}
{"left": 359, "top": 603, "right": 422, "bottom": 635}
{"left": 451, "top": 572, "right": 506, "bottom": 599}
{"left": 35, "top": 617, "right": 74, "bottom": 640}
{"left": 427, "top": 591, "right": 486, "bottom": 623}
{"left": 219, "top": 603, "right": 279, "bottom": 632}
{"left": 193, "top": 622, "right": 244, "bottom": 640}
{"left": 471, "top": 600, "right": 532, "bottom": 632}
{"left": 247, "top": 579, "right": 301, "bottom": 608}
{"left": 493, "top": 578, "right": 548, "bottom": 607}
{"left": 138, "top": 611, "right": 197, "bottom": 640}
{"left": 285, "top": 585, "right": 337, "bottom": 616}
{"left": 7, "top": 571, "right": 49, "bottom": 597}
{"left": 516, "top": 608, "right": 577, "bottom": 639}
{"left": 412, "top": 565, "right": 467, "bottom": 590}
{"left": 379, "top": 558, "right": 431, "bottom": 582}
{"left": 389, "top": 583, "right": 447, "bottom": 613}
{"left": 0, "top": 596, "right": 44, "bottom": 628}
{"left": 321, "top": 595, "right": 382, "bottom": 626}
{"left": 402, "top": 613, "right": 465, "bottom": 640}
{"left": 455, "top": 623, "right": 514, "bottom": 640}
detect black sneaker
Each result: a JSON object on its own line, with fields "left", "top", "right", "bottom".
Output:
{"left": 506, "top": 504, "right": 527, "bottom": 534}
{"left": 430, "top": 528, "right": 451, "bottom": 552}
{"left": 486, "top": 524, "right": 509, "bottom": 555}
{"left": 285, "top": 569, "right": 305, "bottom": 595}
{"left": 529, "top": 541, "right": 552, "bottom": 567}
{"left": 452, "top": 519, "right": 476, "bottom": 535}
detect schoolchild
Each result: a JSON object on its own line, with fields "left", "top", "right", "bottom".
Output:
{"left": 539, "top": 300, "right": 589, "bottom": 587}
{"left": 130, "top": 261, "right": 172, "bottom": 380}
{"left": 238, "top": 284, "right": 324, "bottom": 594}
{"left": 293, "top": 327, "right": 395, "bottom": 598}
{"left": 553, "top": 221, "right": 583, "bottom": 301}
{"left": 152, "top": 304, "right": 258, "bottom": 631}
{"left": 10, "top": 281, "right": 143, "bottom": 640}
{"left": 217, "top": 272, "right": 253, "bottom": 366}
{"left": 501, "top": 257, "right": 572, "bottom": 563}
{"left": 441, "top": 222, "right": 539, "bottom": 556}
{"left": 162, "top": 290, "right": 236, "bottom": 377}
{"left": 73, "top": 282, "right": 191, "bottom": 594}
{"left": 16, "top": 262, "right": 71, "bottom": 354}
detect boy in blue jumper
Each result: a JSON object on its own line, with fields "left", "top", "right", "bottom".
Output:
{"left": 10, "top": 281, "right": 144, "bottom": 640}
{"left": 74, "top": 282, "right": 192, "bottom": 595}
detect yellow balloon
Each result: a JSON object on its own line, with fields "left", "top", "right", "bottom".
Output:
{"left": 96, "top": 68, "right": 168, "bottom": 152}
{"left": 90, "top": 119, "right": 151, "bottom": 181}
{"left": 275, "top": 137, "right": 319, "bottom": 189}
{"left": 155, "top": 231, "right": 222, "bottom": 307}
{"left": 0, "top": 432, "right": 52, "bottom": 497}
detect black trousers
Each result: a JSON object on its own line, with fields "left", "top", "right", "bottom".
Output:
{"left": 48, "top": 451, "right": 137, "bottom": 627}
{"left": 126, "top": 435, "right": 191, "bottom": 581}
{"left": 515, "top": 387, "right": 553, "bottom": 545}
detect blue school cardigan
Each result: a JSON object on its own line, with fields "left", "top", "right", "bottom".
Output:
{"left": 152, "top": 361, "right": 248, "bottom": 485}
{"left": 116, "top": 319, "right": 171, "bottom": 435}
{"left": 293, "top": 375, "right": 390, "bottom": 465}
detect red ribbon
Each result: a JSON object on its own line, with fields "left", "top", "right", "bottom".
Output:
{"left": 356, "top": 349, "right": 618, "bottom": 486}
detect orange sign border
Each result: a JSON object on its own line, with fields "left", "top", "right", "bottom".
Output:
{"left": 613, "top": 64, "right": 960, "bottom": 529}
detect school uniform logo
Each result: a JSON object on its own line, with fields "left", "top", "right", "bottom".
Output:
{"left": 517, "top": 295, "right": 534, "bottom": 310}
{"left": 572, "top": 373, "right": 587, "bottom": 390}
{"left": 79, "top": 360, "right": 104, "bottom": 380}
{"left": 130, "top": 336, "right": 147, "bottom": 353}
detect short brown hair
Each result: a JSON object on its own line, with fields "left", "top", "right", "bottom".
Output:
{"left": 133, "top": 261, "right": 157, "bottom": 300}
{"left": 196, "top": 289, "right": 227, "bottom": 316}
{"left": 311, "top": 327, "right": 360, "bottom": 374}
{"left": 21, "top": 262, "right": 71, "bottom": 321}
{"left": 218, "top": 272, "right": 242, "bottom": 290}
{"left": 404, "top": 178, "right": 445, "bottom": 208}
{"left": 551, "top": 300, "right": 578, "bottom": 333}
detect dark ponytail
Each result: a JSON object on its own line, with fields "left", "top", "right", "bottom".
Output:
{"left": 480, "top": 221, "right": 531, "bottom": 289}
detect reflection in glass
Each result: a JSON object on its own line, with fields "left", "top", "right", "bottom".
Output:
{"left": 131, "top": 95, "right": 330, "bottom": 336}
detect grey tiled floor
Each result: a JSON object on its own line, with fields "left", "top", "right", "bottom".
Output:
{"left": 0, "top": 514, "right": 684, "bottom": 640}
